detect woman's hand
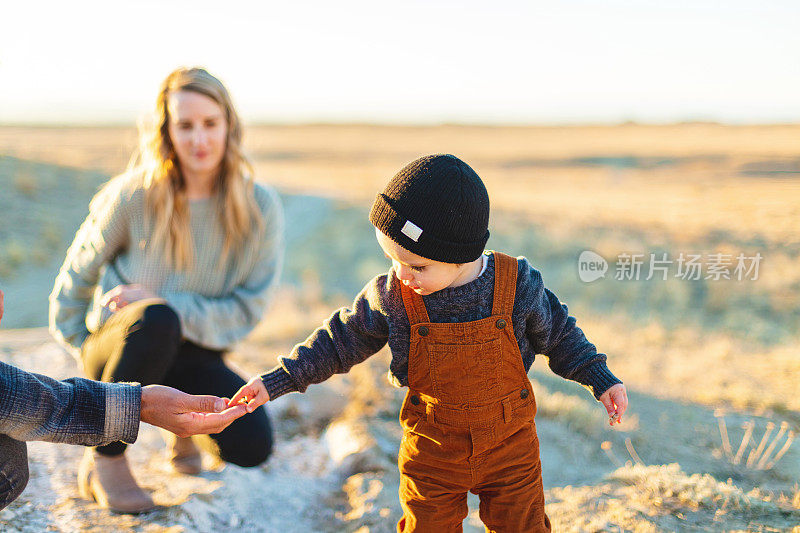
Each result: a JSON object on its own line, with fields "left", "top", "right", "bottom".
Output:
{"left": 100, "top": 284, "right": 157, "bottom": 312}
{"left": 599, "top": 383, "right": 628, "bottom": 426}
{"left": 228, "top": 376, "right": 270, "bottom": 413}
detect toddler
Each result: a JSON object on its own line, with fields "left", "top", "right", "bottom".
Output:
{"left": 232, "top": 154, "right": 628, "bottom": 532}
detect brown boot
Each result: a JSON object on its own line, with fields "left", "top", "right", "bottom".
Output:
{"left": 78, "top": 449, "right": 156, "bottom": 514}
{"left": 166, "top": 434, "right": 203, "bottom": 475}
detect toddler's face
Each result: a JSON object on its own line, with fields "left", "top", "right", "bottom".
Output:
{"left": 375, "top": 228, "right": 479, "bottom": 296}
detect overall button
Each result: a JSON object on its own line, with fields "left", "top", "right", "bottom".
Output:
{"left": 495, "top": 319, "right": 507, "bottom": 329}
{"left": 418, "top": 326, "right": 429, "bottom": 337}
{"left": 410, "top": 395, "right": 420, "bottom": 405}
{"left": 520, "top": 389, "right": 529, "bottom": 399}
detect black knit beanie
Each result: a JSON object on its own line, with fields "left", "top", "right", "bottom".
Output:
{"left": 369, "top": 154, "right": 490, "bottom": 264}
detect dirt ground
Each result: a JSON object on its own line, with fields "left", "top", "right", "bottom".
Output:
{"left": 1, "top": 326, "right": 798, "bottom": 532}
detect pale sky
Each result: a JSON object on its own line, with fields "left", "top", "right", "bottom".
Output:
{"left": 1, "top": 0, "right": 798, "bottom": 124}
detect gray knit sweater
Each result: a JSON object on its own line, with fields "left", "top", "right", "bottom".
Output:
{"left": 49, "top": 173, "right": 284, "bottom": 358}
{"left": 262, "top": 252, "right": 620, "bottom": 401}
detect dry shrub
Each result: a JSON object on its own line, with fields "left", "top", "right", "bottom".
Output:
{"left": 547, "top": 463, "right": 800, "bottom": 532}
{"left": 0, "top": 240, "right": 27, "bottom": 278}
{"left": 610, "top": 463, "right": 760, "bottom": 512}
{"left": 713, "top": 413, "right": 796, "bottom": 474}
{"left": 13, "top": 170, "right": 37, "bottom": 197}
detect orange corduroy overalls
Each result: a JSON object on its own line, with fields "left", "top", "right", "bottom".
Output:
{"left": 397, "top": 252, "right": 551, "bottom": 533}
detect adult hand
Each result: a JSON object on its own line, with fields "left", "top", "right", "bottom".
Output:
{"left": 140, "top": 385, "right": 248, "bottom": 438}
{"left": 100, "top": 284, "right": 158, "bottom": 312}
{"left": 599, "top": 383, "right": 628, "bottom": 426}
{"left": 228, "top": 376, "right": 270, "bottom": 413}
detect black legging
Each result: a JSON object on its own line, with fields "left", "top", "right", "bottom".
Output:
{"left": 81, "top": 299, "right": 273, "bottom": 467}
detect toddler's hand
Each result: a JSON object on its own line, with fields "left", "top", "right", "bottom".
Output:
{"left": 599, "top": 383, "right": 628, "bottom": 426}
{"left": 228, "top": 376, "right": 270, "bottom": 413}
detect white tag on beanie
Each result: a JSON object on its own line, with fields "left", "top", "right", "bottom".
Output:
{"left": 401, "top": 220, "right": 423, "bottom": 242}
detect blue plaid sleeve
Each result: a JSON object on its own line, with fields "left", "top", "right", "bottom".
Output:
{"left": 0, "top": 361, "right": 140, "bottom": 445}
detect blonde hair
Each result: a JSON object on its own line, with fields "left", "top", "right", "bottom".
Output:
{"left": 128, "top": 66, "right": 263, "bottom": 270}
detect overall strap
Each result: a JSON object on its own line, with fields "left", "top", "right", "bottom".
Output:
{"left": 399, "top": 276, "right": 431, "bottom": 325}
{"left": 491, "top": 252, "right": 519, "bottom": 317}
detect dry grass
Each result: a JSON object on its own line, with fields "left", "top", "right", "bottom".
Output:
{"left": 548, "top": 463, "right": 800, "bottom": 532}
{"left": 610, "top": 463, "right": 759, "bottom": 511}
{"left": 0, "top": 126, "right": 138, "bottom": 174}
{"left": 1, "top": 124, "right": 798, "bottom": 530}
{"left": 714, "top": 413, "right": 796, "bottom": 472}
{"left": 247, "top": 284, "right": 337, "bottom": 348}
{"left": 530, "top": 378, "right": 607, "bottom": 436}
{"left": 250, "top": 124, "right": 800, "bottom": 248}
{"left": 0, "top": 240, "right": 26, "bottom": 278}
{"left": 13, "top": 169, "right": 38, "bottom": 197}
{"left": 1, "top": 124, "right": 798, "bottom": 247}
{"left": 575, "top": 314, "right": 800, "bottom": 415}
{"left": 2, "top": 123, "right": 796, "bottom": 410}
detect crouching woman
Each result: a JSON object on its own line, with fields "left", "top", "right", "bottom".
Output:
{"left": 49, "top": 67, "right": 283, "bottom": 513}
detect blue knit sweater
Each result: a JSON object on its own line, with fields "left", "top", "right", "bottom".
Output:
{"left": 262, "top": 252, "right": 620, "bottom": 401}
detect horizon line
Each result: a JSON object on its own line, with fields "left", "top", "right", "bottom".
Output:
{"left": 1, "top": 119, "right": 799, "bottom": 129}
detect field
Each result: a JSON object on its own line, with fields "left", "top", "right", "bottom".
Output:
{"left": 0, "top": 124, "right": 798, "bottom": 532}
